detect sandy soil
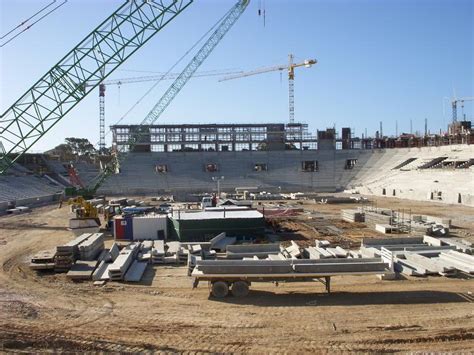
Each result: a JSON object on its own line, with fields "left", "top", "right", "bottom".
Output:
{"left": 0, "top": 197, "right": 473, "bottom": 352}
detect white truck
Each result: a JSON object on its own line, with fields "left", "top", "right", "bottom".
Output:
{"left": 201, "top": 196, "right": 213, "bottom": 209}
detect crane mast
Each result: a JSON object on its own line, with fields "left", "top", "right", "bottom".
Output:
{"left": 452, "top": 97, "right": 474, "bottom": 122}
{"left": 83, "top": 0, "right": 250, "bottom": 195}
{"left": 92, "top": 69, "right": 243, "bottom": 154}
{"left": 219, "top": 54, "right": 317, "bottom": 124}
{"left": 0, "top": 0, "right": 194, "bottom": 174}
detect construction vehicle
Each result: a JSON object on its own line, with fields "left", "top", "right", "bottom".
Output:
{"left": 76, "top": 0, "right": 250, "bottom": 197}
{"left": 220, "top": 54, "right": 317, "bottom": 123}
{"left": 86, "top": 69, "right": 243, "bottom": 153}
{"left": 191, "top": 258, "right": 390, "bottom": 298}
{"left": 67, "top": 196, "right": 101, "bottom": 235}
{"left": 0, "top": 0, "right": 195, "bottom": 175}
{"left": 0, "top": 0, "right": 249, "bottom": 198}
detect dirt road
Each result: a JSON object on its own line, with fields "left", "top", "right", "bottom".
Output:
{"left": 0, "top": 200, "right": 473, "bottom": 352}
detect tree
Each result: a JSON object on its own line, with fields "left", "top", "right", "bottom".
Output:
{"left": 64, "top": 138, "right": 97, "bottom": 156}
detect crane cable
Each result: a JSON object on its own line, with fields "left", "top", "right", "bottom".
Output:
{"left": 1, "top": 1, "right": 68, "bottom": 48}
{"left": 95, "top": 4, "right": 235, "bottom": 148}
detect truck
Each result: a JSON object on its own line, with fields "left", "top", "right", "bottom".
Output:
{"left": 191, "top": 258, "right": 389, "bottom": 298}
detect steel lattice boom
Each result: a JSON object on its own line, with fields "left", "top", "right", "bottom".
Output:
{"left": 85, "top": 0, "right": 250, "bottom": 194}
{"left": 0, "top": 0, "right": 193, "bottom": 174}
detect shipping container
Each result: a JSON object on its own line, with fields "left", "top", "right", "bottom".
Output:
{"left": 132, "top": 214, "right": 168, "bottom": 240}
{"left": 114, "top": 216, "right": 133, "bottom": 240}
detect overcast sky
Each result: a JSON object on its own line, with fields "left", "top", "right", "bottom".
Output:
{"left": 1, "top": 0, "right": 473, "bottom": 152}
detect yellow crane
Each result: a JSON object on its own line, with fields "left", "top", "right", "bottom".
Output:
{"left": 219, "top": 54, "right": 317, "bottom": 123}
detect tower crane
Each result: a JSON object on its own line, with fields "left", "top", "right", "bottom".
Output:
{"left": 219, "top": 54, "right": 317, "bottom": 123}
{"left": 86, "top": 69, "right": 243, "bottom": 152}
{"left": 0, "top": 0, "right": 194, "bottom": 174}
{"left": 81, "top": 0, "right": 250, "bottom": 196}
{"left": 452, "top": 96, "right": 474, "bottom": 122}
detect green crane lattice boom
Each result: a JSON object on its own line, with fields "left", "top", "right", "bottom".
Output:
{"left": 84, "top": 0, "right": 250, "bottom": 195}
{"left": 0, "top": 0, "right": 194, "bottom": 174}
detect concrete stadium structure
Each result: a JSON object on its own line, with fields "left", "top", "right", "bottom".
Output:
{"left": 97, "top": 144, "right": 474, "bottom": 207}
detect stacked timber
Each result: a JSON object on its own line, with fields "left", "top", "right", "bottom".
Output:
{"left": 341, "top": 209, "right": 365, "bottom": 223}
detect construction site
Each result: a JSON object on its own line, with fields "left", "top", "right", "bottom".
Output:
{"left": 0, "top": 0, "right": 473, "bottom": 352}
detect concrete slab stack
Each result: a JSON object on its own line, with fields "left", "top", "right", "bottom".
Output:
{"left": 67, "top": 260, "right": 98, "bottom": 281}
{"left": 29, "top": 249, "right": 56, "bottom": 270}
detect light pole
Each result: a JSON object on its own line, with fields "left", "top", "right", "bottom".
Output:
{"left": 212, "top": 176, "right": 224, "bottom": 197}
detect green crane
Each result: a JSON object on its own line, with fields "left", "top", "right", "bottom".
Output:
{"left": 0, "top": 0, "right": 194, "bottom": 174}
{"left": 81, "top": 0, "right": 250, "bottom": 197}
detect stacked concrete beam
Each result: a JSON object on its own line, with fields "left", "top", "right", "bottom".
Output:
{"left": 341, "top": 209, "right": 365, "bottom": 223}
{"left": 437, "top": 238, "right": 473, "bottom": 254}
{"left": 55, "top": 233, "right": 92, "bottom": 272}
{"left": 78, "top": 233, "right": 104, "bottom": 261}
{"left": 226, "top": 243, "right": 281, "bottom": 259}
{"left": 124, "top": 260, "right": 147, "bottom": 282}
{"left": 438, "top": 251, "right": 474, "bottom": 273}
{"left": 364, "top": 211, "right": 393, "bottom": 229}
{"left": 326, "top": 246, "right": 348, "bottom": 258}
{"left": 108, "top": 243, "right": 139, "bottom": 281}
{"left": 281, "top": 241, "right": 301, "bottom": 259}
{"left": 138, "top": 240, "right": 154, "bottom": 262}
{"left": 152, "top": 240, "right": 165, "bottom": 264}
{"left": 195, "top": 258, "right": 388, "bottom": 275}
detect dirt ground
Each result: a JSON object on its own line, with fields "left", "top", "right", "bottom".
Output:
{"left": 0, "top": 196, "right": 473, "bottom": 352}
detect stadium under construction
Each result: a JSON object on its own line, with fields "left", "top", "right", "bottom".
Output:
{"left": 0, "top": 0, "right": 473, "bottom": 353}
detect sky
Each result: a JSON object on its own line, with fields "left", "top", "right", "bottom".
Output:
{"left": 0, "top": 0, "right": 473, "bottom": 152}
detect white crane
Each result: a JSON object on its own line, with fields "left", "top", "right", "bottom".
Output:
{"left": 219, "top": 54, "right": 317, "bottom": 123}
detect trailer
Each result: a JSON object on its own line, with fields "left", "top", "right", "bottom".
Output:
{"left": 191, "top": 258, "right": 390, "bottom": 298}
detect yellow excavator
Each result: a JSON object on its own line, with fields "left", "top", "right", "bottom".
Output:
{"left": 67, "top": 197, "right": 101, "bottom": 234}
